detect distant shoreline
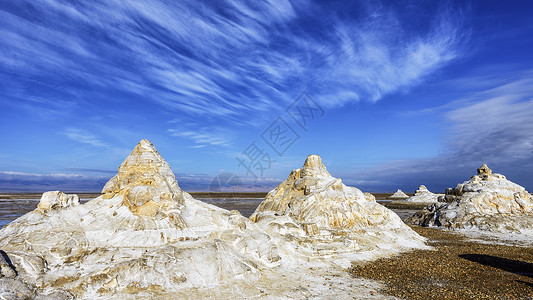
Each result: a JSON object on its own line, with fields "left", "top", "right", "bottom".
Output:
{"left": 0, "top": 192, "right": 272, "bottom": 199}
{"left": 0, "top": 192, "right": 412, "bottom": 199}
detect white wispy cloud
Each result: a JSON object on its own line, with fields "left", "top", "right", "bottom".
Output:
{"left": 167, "top": 128, "right": 232, "bottom": 148}
{"left": 311, "top": 4, "right": 467, "bottom": 107}
{"left": 446, "top": 76, "right": 533, "bottom": 162}
{"left": 62, "top": 128, "right": 108, "bottom": 147}
{"left": 0, "top": 0, "right": 468, "bottom": 124}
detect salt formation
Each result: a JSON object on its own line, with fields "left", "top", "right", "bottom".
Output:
{"left": 37, "top": 191, "right": 79, "bottom": 211}
{"left": 403, "top": 185, "right": 442, "bottom": 203}
{"left": 251, "top": 155, "right": 427, "bottom": 265}
{"left": 0, "top": 140, "right": 401, "bottom": 299}
{"left": 390, "top": 189, "right": 409, "bottom": 199}
{"left": 406, "top": 164, "right": 533, "bottom": 235}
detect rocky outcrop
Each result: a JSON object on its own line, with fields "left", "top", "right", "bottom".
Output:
{"left": 390, "top": 189, "right": 409, "bottom": 199}
{"left": 403, "top": 185, "right": 443, "bottom": 203}
{"left": 250, "top": 155, "right": 426, "bottom": 262}
{"left": 0, "top": 141, "right": 398, "bottom": 298}
{"left": 406, "top": 165, "right": 533, "bottom": 234}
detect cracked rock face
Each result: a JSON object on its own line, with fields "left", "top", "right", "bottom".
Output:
{"left": 406, "top": 165, "right": 533, "bottom": 234}
{"left": 250, "top": 155, "right": 427, "bottom": 262}
{"left": 403, "top": 185, "right": 443, "bottom": 203}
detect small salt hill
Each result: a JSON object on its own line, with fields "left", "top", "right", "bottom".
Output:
{"left": 390, "top": 189, "right": 409, "bottom": 199}
{"left": 403, "top": 185, "right": 442, "bottom": 203}
{"left": 250, "top": 155, "right": 427, "bottom": 265}
{"left": 406, "top": 164, "right": 533, "bottom": 239}
{"left": 0, "top": 141, "right": 391, "bottom": 299}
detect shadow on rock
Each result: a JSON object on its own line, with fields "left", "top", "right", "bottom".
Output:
{"left": 0, "top": 250, "right": 17, "bottom": 277}
{"left": 459, "top": 254, "right": 533, "bottom": 278}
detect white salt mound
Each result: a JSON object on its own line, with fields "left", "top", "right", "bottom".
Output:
{"left": 406, "top": 164, "right": 533, "bottom": 237}
{"left": 250, "top": 154, "right": 427, "bottom": 266}
{"left": 403, "top": 185, "right": 443, "bottom": 203}
{"left": 390, "top": 189, "right": 409, "bottom": 199}
{"left": 0, "top": 140, "right": 414, "bottom": 299}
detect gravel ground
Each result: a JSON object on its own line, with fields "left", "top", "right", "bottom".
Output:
{"left": 349, "top": 226, "right": 533, "bottom": 299}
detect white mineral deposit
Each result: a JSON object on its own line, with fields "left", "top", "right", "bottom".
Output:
{"left": 0, "top": 140, "right": 424, "bottom": 299}
{"left": 406, "top": 164, "right": 533, "bottom": 244}
{"left": 390, "top": 189, "right": 409, "bottom": 199}
{"left": 402, "top": 185, "right": 443, "bottom": 203}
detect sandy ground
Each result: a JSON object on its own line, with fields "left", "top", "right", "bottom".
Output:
{"left": 350, "top": 226, "right": 533, "bottom": 299}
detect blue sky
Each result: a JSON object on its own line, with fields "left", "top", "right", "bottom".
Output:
{"left": 1, "top": 0, "right": 532, "bottom": 193}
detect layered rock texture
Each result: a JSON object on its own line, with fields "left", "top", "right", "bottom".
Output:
{"left": 390, "top": 189, "right": 409, "bottom": 199}
{"left": 0, "top": 141, "right": 412, "bottom": 298}
{"left": 250, "top": 155, "right": 427, "bottom": 264}
{"left": 403, "top": 185, "right": 443, "bottom": 203}
{"left": 406, "top": 164, "right": 533, "bottom": 235}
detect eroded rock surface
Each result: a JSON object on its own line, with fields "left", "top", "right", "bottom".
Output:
{"left": 101, "top": 140, "right": 185, "bottom": 218}
{"left": 406, "top": 165, "right": 533, "bottom": 235}
{"left": 251, "top": 155, "right": 427, "bottom": 265}
{"left": 390, "top": 189, "right": 409, "bottom": 199}
{"left": 403, "top": 185, "right": 443, "bottom": 203}
{"left": 0, "top": 141, "right": 397, "bottom": 299}
{"left": 37, "top": 191, "right": 79, "bottom": 212}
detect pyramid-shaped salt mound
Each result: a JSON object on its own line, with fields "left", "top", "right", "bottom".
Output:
{"left": 403, "top": 185, "right": 442, "bottom": 203}
{"left": 101, "top": 139, "right": 185, "bottom": 213}
{"left": 0, "top": 140, "right": 282, "bottom": 298}
{"left": 390, "top": 189, "right": 409, "bottom": 199}
{"left": 406, "top": 164, "right": 533, "bottom": 234}
{"left": 251, "top": 155, "right": 426, "bottom": 261}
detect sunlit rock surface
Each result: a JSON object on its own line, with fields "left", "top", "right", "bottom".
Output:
{"left": 0, "top": 141, "right": 394, "bottom": 299}
{"left": 403, "top": 185, "right": 443, "bottom": 203}
{"left": 390, "top": 189, "right": 409, "bottom": 199}
{"left": 250, "top": 155, "right": 427, "bottom": 265}
{"left": 406, "top": 164, "right": 533, "bottom": 235}
{"left": 37, "top": 191, "right": 79, "bottom": 212}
